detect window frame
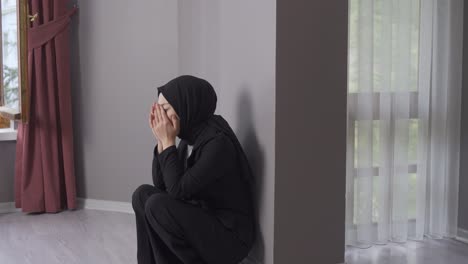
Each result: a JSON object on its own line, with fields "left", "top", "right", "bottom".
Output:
{"left": 0, "top": 119, "right": 16, "bottom": 140}
{"left": 0, "top": 0, "right": 29, "bottom": 127}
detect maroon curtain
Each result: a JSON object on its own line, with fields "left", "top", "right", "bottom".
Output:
{"left": 15, "top": 1, "right": 77, "bottom": 213}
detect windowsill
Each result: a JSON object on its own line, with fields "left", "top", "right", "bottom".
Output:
{"left": 0, "top": 128, "right": 17, "bottom": 141}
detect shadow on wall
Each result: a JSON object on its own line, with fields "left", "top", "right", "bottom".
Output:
{"left": 69, "top": 0, "right": 87, "bottom": 199}
{"left": 236, "top": 89, "right": 265, "bottom": 264}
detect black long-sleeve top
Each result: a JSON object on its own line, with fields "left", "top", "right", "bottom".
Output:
{"left": 151, "top": 128, "right": 254, "bottom": 248}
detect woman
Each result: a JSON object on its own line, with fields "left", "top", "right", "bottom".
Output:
{"left": 132, "top": 75, "right": 255, "bottom": 264}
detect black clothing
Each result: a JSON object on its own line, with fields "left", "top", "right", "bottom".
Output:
{"left": 157, "top": 75, "right": 256, "bottom": 243}
{"left": 156, "top": 125, "right": 255, "bottom": 245}
{"left": 133, "top": 134, "right": 254, "bottom": 263}
{"left": 157, "top": 76, "right": 256, "bottom": 223}
{"left": 133, "top": 75, "right": 256, "bottom": 263}
{"left": 132, "top": 184, "right": 250, "bottom": 264}
{"left": 132, "top": 185, "right": 183, "bottom": 264}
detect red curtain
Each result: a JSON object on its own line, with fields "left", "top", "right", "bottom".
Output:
{"left": 15, "top": 1, "right": 77, "bottom": 213}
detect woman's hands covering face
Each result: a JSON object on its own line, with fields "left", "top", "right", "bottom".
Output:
{"left": 149, "top": 102, "right": 180, "bottom": 151}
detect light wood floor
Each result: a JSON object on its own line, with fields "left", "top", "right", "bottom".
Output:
{"left": 1, "top": 209, "right": 467, "bottom": 264}
{"left": 0, "top": 209, "right": 137, "bottom": 264}
{"left": 346, "top": 238, "right": 468, "bottom": 264}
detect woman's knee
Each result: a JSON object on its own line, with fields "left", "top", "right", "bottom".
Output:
{"left": 132, "top": 184, "right": 158, "bottom": 211}
{"left": 144, "top": 193, "right": 175, "bottom": 218}
{"left": 144, "top": 194, "right": 186, "bottom": 237}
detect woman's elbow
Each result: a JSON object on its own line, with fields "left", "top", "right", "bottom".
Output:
{"left": 166, "top": 185, "right": 189, "bottom": 200}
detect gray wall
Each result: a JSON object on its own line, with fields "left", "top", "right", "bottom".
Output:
{"left": 178, "top": 1, "right": 276, "bottom": 263}
{"left": 275, "top": 1, "right": 348, "bottom": 263}
{"left": 2, "top": 1, "right": 348, "bottom": 263}
{"left": 0, "top": 141, "right": 15, "bottom": 202}
{"left": 459, "top": 2, "right": 468, "bottom": 231}
{"left": 71, "top": 0, "right": 179, "bottom": 201}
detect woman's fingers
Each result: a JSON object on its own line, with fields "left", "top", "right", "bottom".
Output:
{"left": 149, "top": 106, "right": 154, "bottom": 127}
{"left": 152, "top": 116, "right": 157, "bottom": 129}
{"left": 160, "top": 105, "right": 165, "bottom": 124}
{"left": 160, "top": 105, "right": 171, "bottom": 123}
{"left": 148, "top": 112, "right": 153, "bottom": 128}
{"left": 149, "top": 103, "right": 157, "bottom": 127}
{"left": 154, "top": 104, "right": 161, "bottom": 124}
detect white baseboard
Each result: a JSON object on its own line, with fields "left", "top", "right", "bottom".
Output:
{"left": 0, "top": 202, "right": 20, "bottom": 214}
{"left": 456, "top": 228, "right": 468, "bottom": 244}
{"left": 77, "top": 198, "right": 134, "bottom": 214}
{"left": 1, "top": 199, "right": 134, "bottom": 215}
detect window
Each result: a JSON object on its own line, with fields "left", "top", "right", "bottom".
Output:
{"left": 346, "top": 0, "right": 463, "bottom": 246}
{"left": 347, "top": 0, "right": 420, "bottom": 227}
{"left": 0, "top": 0, "right": 18, "bottom": 129}
{"left": 0, "top": 0, "right": 29, "bottom": 130}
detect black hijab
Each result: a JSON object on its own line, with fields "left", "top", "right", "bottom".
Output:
{"left": 157, "top": 75, "right": 217, "bottom": 144}
{"left": 156, "top": 75, "right": 255, "bottom": 204}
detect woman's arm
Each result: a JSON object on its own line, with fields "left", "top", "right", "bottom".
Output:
{"left": 152, "top": 144, "right": 166, "bottom": 190}
{"left": 149, "top": 103, "right": 168, "bottom": 189}
{"left": 157, "top": 135, "right": 235, "bottom": 199}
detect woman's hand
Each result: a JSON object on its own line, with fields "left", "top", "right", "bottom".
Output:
{"left": 149, "top": 103, "right": 163, "bottom": 153}
{"left": 151, "top": 103, "right": 180, "bottom": 151}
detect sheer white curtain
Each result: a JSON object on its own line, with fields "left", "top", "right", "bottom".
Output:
{"left": 346, "top": 0, "right": 463, "bottom": 248}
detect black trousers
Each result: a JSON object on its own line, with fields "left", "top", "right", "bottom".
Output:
{"left": 132, "top": 184, "right": 249, "bottom": 264}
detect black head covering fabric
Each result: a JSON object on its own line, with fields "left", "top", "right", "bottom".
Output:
{"left": 156, "top": 75, "right": 256, "bottom": 231}
{"left": 156, "top": 76, "right": 254, "bottom": 183}
{"left": 157, "top": 75, "right": 217, "bottom": 144}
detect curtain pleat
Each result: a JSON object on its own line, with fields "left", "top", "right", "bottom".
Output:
{"left": 14, "top": 0, "right": 77, "bottom": 213}
{"left": 346, "top": 0, "right": 463, "bottom": 248}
